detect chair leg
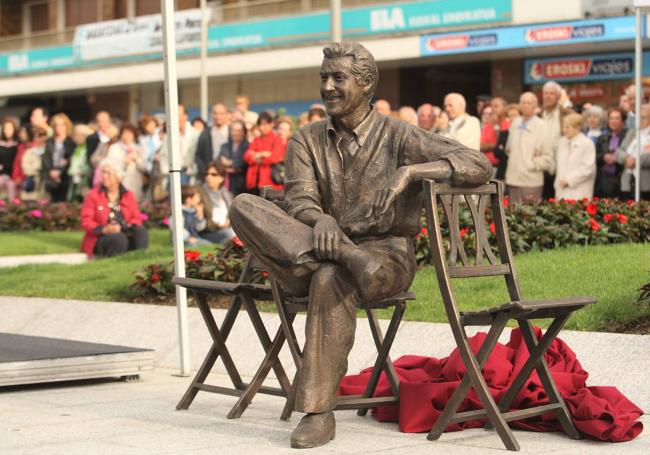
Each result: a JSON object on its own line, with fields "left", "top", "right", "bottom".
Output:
{"left": 177, "top": 293, "right": 243, "bottom": 410}
{"left": 428, "top": 314, "right": 509, "bottom": 441}
{"left": 518, "top": 319, "right": 580, "bottom": 440}
{"left": 357, "top": 303, "right": 405, "bottom": 417}
{"left": 281, "top": 369, "right": 300, "bottom": 421}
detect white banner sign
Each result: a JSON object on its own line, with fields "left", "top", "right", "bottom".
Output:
{"left": 634, "top": 0, "right": 650, "bottom": 7}
{"left": 73, "top": 8, "right": 211, "bottom": 61}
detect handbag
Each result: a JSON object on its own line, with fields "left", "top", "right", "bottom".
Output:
{"left": 23, "top": 176, "right": 36, "bottom": 192}
{"left": 271, "top": 162, "right": 285, "bottom": 185}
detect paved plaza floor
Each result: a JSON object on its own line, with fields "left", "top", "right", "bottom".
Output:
{"left": 0, "top": 296, "right": 648, "bottom": 454}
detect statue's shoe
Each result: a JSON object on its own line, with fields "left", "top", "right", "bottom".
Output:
{"left": 290, "top": 412, "right": 336, "bottom": 449}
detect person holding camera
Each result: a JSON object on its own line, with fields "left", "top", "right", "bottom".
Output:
{"left": 81, "top": 158, "right": 149, "bottom": 258}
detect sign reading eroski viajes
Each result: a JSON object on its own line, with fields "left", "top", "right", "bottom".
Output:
{"left": 524, "top": 52, "right": 650, "bottom": 84}
{"left": 421, "top": 16, "right": 637, "bottom": 56}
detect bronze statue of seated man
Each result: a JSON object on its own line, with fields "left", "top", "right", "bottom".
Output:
{"left": 229, "top": 42, "right": 491, "bottom": 449}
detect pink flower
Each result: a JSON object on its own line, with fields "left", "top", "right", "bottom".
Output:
{"left": 0, "top": 199, "right": 5, "bottom": 207}
{"left": 162, "top": 217, "right": 170, "bottom": 226}
{"left": 29, "top": 209, "right": 43, "bottom": 218}
{"left": 38, "top": 199, "right": 49, "bottom": 206}
{"left": 11, "top": 198, "right": 21, "bottom": 205}
{"left": 140, "top": 212, "right": 149, "bottom": 222}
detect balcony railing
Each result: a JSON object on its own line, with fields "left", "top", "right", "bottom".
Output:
{"left": 0, "top": 0, "right": 395, "bottom": 53}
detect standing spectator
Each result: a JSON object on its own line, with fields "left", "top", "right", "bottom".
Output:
{"left": 81, "top": 159, "right": 148, "bottom": 258}
{"left": 619, "top": 93, "right": 631, "bottom": 119}
{"left": 443, "top": 92, "right": 480, "bottom": 150}
{"left": 434, "top": 111, "right": 450, "bottom": 135}
{"left": 29, "top": 106, "right": 52, "bottom": 137}
{"left": 271, "top": 116, "right": 293, "bottom": 185}
{"left": 374, "top": 99, "right": 392, "bottom": 116}
{"left": 540, "top": 81, "right": 571, "bottom": 199}
{"left": 308, "top": 106, "right": 327, "bottom": 123}
{"left": 12, "top": 125, "right": 32, "bottom": 190}
{"left": 243, "top": 111, "right": 283, "bottom": 194}
{"left": 219, "top": 120, "right": 249, "bottom": 196}
{"left": 67, "top": 124, "right": 92, "bottom": 202}
{"left": 398, "top": 106, "right": 418, "bottom": 125}
{"left": 159, "top": 104, "right": 199, "bottom": 184}
{"left": 618, "top": 104, "right": 650, "bottom": 200}
{"left": 298, "top": 112, "right": 310, "bottom": 128}
{"left": 493, "top": 103, "right": 521, "bottom": 180}
{"left": 86, "top": 111, "right": 114, "bottom": 184}
{"left": 199, "top": 162, "right": 236, "bottom": 244}
{"left": 107, "top": 124, "right": 147, "bottom": 203}
{"left": 624, "top": 84, "right": 639, "bottom": 130}
{"left": 138, "top": 114, "right": 161, "bottom": 174}
{"left": 480, "top": 105, "right": 493, "bottom": 126}
{"left": 554, "top": 113, "right": 597, "bottom": 200}
{"left": 417, "top": 103, "right": 438, "bottom": 131}
{"left": 20, "top": 127, "right": 49, "bottom": 200}
{"left": 476, "top": 94, "right": 491, "bottom": 118}
{"left": 90, "top": 124, "right": 119, "bottom": 188}
{"left": 595, "top": 108, "right": 627, "bottom": 198}
{"left": 234, "top": 94, "right": 259, "bottom": 130}
{"left": 480, "top": 106, "right": 499, "bottom": 175}
{"left": 196, "top": 103, "right": 230, "bottom": 179}
{"left": 583, "top": 105, "right": 605, "bottom": 144}
{"left": 191, "top": 117, "right": 207, "bottom": 134}
{"left": 505, "top": 92, "right": 553, "bottom": 203}
{"left": 0, "top": 118, "right": 18, "bottom": 201}
{"left": 42, "top": 113, "right": 75, "bottom": 202}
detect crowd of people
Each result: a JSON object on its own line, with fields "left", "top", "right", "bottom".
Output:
{"left": 0, "top": 85, "right": 648, "bottom": 258}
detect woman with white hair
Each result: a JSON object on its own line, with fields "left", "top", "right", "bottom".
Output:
{"left": 554, "top": 112, "right": 597, "bottom": 200}
{"left": 80, "top": 158, "right": 148, "bottom": 258}
{"left": 582, "top": 105, "right": 605, "bottom": 144}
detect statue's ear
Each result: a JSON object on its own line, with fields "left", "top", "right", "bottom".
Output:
{"left": 361, "top": 74, "right": 374, "bottom": 95}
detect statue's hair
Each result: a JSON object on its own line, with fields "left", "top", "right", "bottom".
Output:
{"left": 322, "top": 42, "right": 378, "bottom": 100}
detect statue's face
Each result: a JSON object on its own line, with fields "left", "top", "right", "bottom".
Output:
{"left": 320, "top": 57, "right": 367, "bottom": 118}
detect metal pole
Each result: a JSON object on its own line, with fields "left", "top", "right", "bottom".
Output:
{"left": 634, "top": 7, "right": 643, "bottom": 202}
{"left": 200, "top": 0, "right": 209, "bottom": 121}
{"left": 330, "top": 0, "right": 342, "bottom": 42}
{"left": 161, "top": 0, "right": 191, "bottom": 377}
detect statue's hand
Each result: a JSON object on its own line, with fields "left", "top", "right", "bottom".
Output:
{"left": 367, "top": 167, "right": 411, "bottom": 218}
{"left": 313, "top": 215, "right": 344, "bottom": 261}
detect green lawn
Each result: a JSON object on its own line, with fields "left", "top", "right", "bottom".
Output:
{"left": 0, "top": 230, "right": 172, "bottom": 256}
{"left": 0, "top": 238, "right": 647, "bottom": 332}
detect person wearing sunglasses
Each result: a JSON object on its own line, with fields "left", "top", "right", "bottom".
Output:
{"left": 198, "top": 161, "right": 235, "bottom": 244}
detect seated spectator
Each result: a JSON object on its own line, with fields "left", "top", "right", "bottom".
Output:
{"left": 67, "top": 124, "right": 92, "bottom": 202}
{"left": 43, "top": 113, "right": 75, "bottom": 202}
{"left": 243, "top": 112, "right": 283, "bottom": 194}
{"left": 443, "top": 92, "right": 480, "bottom": 150}
{"left": 595, "top": 108, "right": 627, "bottom": 198}
{"left": 181, "top": 184, "right": 210, "bottom": 246}
{"left": 374, "top": 99, "right": 392, "bottom": 116}
{"left": 434, "top": 111, "right": 449, "bottom": 135}
{"left": 107, "top": 123, "right": 147, "bottom": 203}
{"left": 81, "top": 159, "right": 148, "bottom": 258}
{"left": 218, "top": 120, "right": 249, "bottom": 196}
{"left": 308, "top": 106, "right": 327, "bottom": 123}
{"left": 583, "top": 105, "right": 605, "bottom": 144}
{"left": 417, "top": 103, "right": 438, "bottom": 131}
{"left": 398, "top": 106, "right": 418, "bottom": 125}
{"left": 0, "top": 117, "right": 18, "bottom": 201}
{"left": 554, "top": 113, "right": 596, "bottom": 200}
{"left": 298, "top": 112, "right": 309, "bottom": 128}
{"left": 199, "top": 162, "right": 235, "bottom": 244}
{"left": 20, "top": 126, "right": 49, "bottom": 201}
{"left": 618, "top": 104, "right": 650, "bottom": 200}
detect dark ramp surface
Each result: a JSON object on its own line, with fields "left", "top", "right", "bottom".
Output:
{"left": 0, "top": 333, "right": 152, "bottom": 363}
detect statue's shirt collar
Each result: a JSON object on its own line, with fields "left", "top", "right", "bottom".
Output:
{"left": 325, "top": 106, "right": 378, "bottom": 149}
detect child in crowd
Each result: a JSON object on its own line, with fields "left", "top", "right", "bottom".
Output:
{"left": 181, "top": 184, "right": 210, "bottom": 246}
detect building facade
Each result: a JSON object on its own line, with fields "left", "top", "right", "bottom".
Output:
{"left": 0, "top": 0, "right": 648, "bottom": 122}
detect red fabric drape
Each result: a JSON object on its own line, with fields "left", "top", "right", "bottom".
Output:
{"left": 338, "top": 327, "right": 643, "bottom": 442}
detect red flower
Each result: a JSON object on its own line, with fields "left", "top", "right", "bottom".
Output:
{"left": 420, "top": 227, "right": 428, "bottom": 236}
{"left": 586, "top": 218, "right": 601, "bottom": 231}
{"left": 459, "top": 228, "right": 469, "bottom": 238}
{"left": 503, "top": 197, "right": 509, "bottom": 207}
{"left": 548, "top": 198, "right": 557, "bottom": 203}
{"left": 261, "top": 271, "right": 269, "bottom": 279}
{"left": 232, "top": 237, "right": 244, "bottom": 248}
{"left": 592, "top": 197, "right": 600, "bottom": 202}
{"left": 617, "top": 214, "right": 629, "bottom": 224}
{"left": 586, "top": 203, "right": 598, "bottom": 216}
{"left": 489, "top": 222, "right": 496, "bottom": 234}
{"left": 603, "top": 198, "right": 610, "bottom": 204}
{"left": 150, "top": 273, "right": 161, "bottom": 283}
{"left": 184, "top": 250, "right": 201, "bottom": 262}
{"left": 627, "top": 200, "right": 635, "bottom": 206}
{"left": 603, "top": 214, "right": 613, "bottom": 223}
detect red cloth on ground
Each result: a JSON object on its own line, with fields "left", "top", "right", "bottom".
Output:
{"left": 338, "top": 327, "right": 643, "bottom": 442}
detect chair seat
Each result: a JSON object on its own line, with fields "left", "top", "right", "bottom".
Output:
{"left": 173, "top": 277, "right": 273, "bottom": 300}
{"left": 285, "top": 291, "right": 417, "bottom": 313}
{"left": 461, "top": 296, "right": 597, "bottom": 325}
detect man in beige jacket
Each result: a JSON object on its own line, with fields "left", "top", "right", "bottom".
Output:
{"left": 505, "top": 92, "right": 554, "bottom": 203}
{"left": 443, "top": 93, "right": 481, "bottom": 150}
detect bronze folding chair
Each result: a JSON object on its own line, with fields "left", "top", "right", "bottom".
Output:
{"left": 259, "top": 187, "right": 416, "bottom": 421}
{"left": 423, "top": 180, "right": 596, "bottom": 451}
{"left": 173, "top": 255, "right": 293, "bottom": 419}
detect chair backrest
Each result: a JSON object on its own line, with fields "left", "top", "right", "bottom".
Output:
{"left": 260, "top": 186, "right": 286, "bottom": 210}
{"left": 423, "top": 180, "right": 523, "bottom": 313}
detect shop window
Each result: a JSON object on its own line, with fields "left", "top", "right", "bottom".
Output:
{"left": 24, "top": 0, "right": 50, "bottom": 33}
{"left": 65, "top": 0, "right": 99, "bottom": 26}
{"left": 176, "top": 0, "right": 200, "bottom": 10}
{"left": 0, "top": 2, "right": 23, "bottom": 36}
{"left": 101, "top": 0, "right": 128, "bottom": 20}
{"left": 136, "top": 0, "right": 161, "bottom": 16}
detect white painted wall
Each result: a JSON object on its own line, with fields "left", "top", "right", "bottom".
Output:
{"left": 511, "top": 0, "right": 583, "bottom": 24}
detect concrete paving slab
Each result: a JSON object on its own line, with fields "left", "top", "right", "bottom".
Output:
{"left": 0, "top": 254, "right": 86, "bottom": 268}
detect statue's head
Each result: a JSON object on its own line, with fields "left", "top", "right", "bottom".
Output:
{"left": 320, "top": 42, "right": 378, "bottom": 118}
